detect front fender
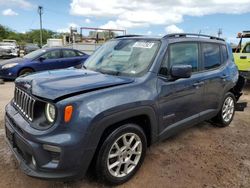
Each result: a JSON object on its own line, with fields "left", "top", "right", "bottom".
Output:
{"left": 85, "top": 105, "right": 158, "bottom": 150}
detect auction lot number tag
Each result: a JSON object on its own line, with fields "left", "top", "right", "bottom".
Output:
{"left": 133, "top": 41, "right": 154, "bottom": 48}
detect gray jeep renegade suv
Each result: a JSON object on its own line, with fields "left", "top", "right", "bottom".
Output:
{"left": 5, "top": 33, "right": 245, "bottom": 185}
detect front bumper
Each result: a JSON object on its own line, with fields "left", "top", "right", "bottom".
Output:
{"left": 0, "top": 68, "right": 17, "bottom": 79}
{"left": 4, "top": 103, "right": 94, "bottom": 180}
{"left": 239, "top": 70, "right": 250, "bottom": 80}
{"left": 0, "top": 50, "right": 18, "bottom": 57}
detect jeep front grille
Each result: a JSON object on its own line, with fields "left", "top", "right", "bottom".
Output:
{"left": 13, "top": 87, "right": 36, "bottom": 121}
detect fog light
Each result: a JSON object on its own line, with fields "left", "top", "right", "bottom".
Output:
{"left": 32, "top": 156, "right": 36, "bottom": 167}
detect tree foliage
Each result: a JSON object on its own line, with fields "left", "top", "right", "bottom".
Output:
{"left": 0, "top": 24, "right": 62, "bottom": 46}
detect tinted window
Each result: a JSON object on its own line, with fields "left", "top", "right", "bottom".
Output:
{"left": 41, "top": 50, "right": 61, "bottom": 59}
{"left": 221, "top": 45, "right": 228, "bottom": 63}
{"left": 169, "top": 43, "right": 198, "bottom": 72}
{"left": 243, "top": 44, "right": 250, "bottom": 53}
{"left": 202, "top": 43, "right": 221, "bottom": 70}
{"left": 62, "top": 50, "right": 77, "bottom": 58}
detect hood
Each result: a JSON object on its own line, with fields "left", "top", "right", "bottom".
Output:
{"left": 0, "top": 45, "right": 15, "bottom": 50}
{"left": 0, "top": 57, "right": 26, "bottom": 66}
{"left": 15, "top": 69, "right": 134, "bottom": 100}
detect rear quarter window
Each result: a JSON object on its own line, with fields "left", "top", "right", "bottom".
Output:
{"left": 221, "top": 45, "right": 228, "bottom": 64}
{"left": 62, "top": 50, "right": 77, "bottom": 58}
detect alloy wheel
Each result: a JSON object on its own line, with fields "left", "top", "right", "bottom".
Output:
{"left": 107, "top": 133, "right": 142, "bottom": 178}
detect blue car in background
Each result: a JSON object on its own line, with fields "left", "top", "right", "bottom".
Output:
{"left": 0, "top": 47, "right": 89, "bottom": 79}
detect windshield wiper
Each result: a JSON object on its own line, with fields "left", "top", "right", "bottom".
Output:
{"left": 97, "top": 69, "right": 122, "bottom": 76}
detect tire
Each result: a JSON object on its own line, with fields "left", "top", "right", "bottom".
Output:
{"left": 95, "top": 123, "right": 147, "bottom": 185}
{"left": 18, "top": 68, "right": 33, "bottom": 77}
{"left": 212, "top": 92, "right": 236, "bottom": 127}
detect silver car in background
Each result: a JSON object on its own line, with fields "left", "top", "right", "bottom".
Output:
{"left": 0, "top": 42, "right": 19, "bottom": 57}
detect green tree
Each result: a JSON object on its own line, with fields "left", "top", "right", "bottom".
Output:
{"left": 0, "top": 25, "right": 62, "bottom": 47}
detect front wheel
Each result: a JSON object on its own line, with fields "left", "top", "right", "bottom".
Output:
{"left": 95, "top": 124, "right": 147, "bottom": 185}
{"left": 212, "top": 92, "right": 236, "bottom": 127}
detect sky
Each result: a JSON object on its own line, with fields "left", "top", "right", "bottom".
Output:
{"left": 1, "top": 0, "right": 250, "bottom": 44}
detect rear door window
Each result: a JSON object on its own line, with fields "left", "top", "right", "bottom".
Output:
{"left": 202, "top": 43, "right": 221, "bottom": 70}
{"left": 169, "top": 43, "right": 199, "bottom": 72}
{"left": 62, "top": 50, "right": 77, "bottom": 58}
{"left": 221, "top": 45, "right": 228, "bottom": 64}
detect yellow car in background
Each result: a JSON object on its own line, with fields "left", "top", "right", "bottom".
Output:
{"left": 233, "top": 31, "right": 250, "bottom": 80}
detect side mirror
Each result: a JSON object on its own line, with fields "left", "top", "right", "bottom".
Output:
{"left": 38, "top": 57, "right": 45, "bottom": 62}
{"left": 170, "top": 64, "right": 192, "bottom": 79}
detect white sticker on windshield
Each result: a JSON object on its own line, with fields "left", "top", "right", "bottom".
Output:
{"left": 133, "top": 42, "right": 154, "bottom": 48}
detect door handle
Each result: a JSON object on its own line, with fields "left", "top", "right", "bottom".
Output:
{"left": 221, "top": 75, "right": 228, "bottom": 78}
{"left": 240, "top": 56, "right": 247, "bottom": 59}
{"left": 193, "top": 81, "right": 204, "bottom": 87}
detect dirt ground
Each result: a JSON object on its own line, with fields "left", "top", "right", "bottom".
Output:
{"left": 0, "top": 81, "right": 250, "bottom": 188}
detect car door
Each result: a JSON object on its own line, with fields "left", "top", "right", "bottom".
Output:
{"left": 157, "top": 42, "right": 205, "bottom": 138}
{"left": 34, "top": 49, "right": 63, "bottom": 71}
{"left": 199, "top": 43, "right": 228, "bottom": 117}
{"left": 237, "top": 43, "right": 250, "bottom": 71}
{"left": 61, "top": 49, "right": 87, "bottom": 68}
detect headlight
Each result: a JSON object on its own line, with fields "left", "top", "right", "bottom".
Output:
{"left": 45, "top": 103, "right": 56, "bottom": 123}
{"left": 2, "top": 63, "right": 18, "bottom": 69}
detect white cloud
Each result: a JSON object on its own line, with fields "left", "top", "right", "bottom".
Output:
{"left": 165, "top": 25, "right": 184, "bottom": 34}
{"left": 70, "top": 0, "right": 250, "bottom": 29}
{"left": 85, "top": 18, "right": 91, "bottom": 23}
{"left": 0, "top": 0, "right": 32, "bottom": 9}
{"left": 57, "top": 23, "right": 79, "bottom": 33}
{"left": 100, "top": 21, "right": 121, "bottom": 30}
{"left": 2, "top": 9, "right": 18, "bottom": 16}
{"left": 147, "top": 31, "right": 152, "bottom": 35}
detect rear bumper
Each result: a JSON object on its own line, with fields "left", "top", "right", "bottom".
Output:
{"left": 4, "top": 103, "right": 94, "bottom": 180}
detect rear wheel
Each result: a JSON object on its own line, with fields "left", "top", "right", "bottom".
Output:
{"left": 212, "top": 92, "right": 236, "bottom": 127}
{"left": 95, "top": 124, "right": 147, "bottom": 185}
{"left": 18, "top": 68, "right": 33, "bottom": 77}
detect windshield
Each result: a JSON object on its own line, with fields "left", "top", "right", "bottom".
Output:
{"left": 23, "top": 48, "right": 45, "bottom": 59}
{"left": 84, "top": 39, "right": 160, "bottom": 76}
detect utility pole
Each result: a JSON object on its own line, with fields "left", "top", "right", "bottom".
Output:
{"left": 38, "top": 6, "right": 43, "bottom": 47}
{"left": 218, "top": 28, "right": 222, "bottom": 38}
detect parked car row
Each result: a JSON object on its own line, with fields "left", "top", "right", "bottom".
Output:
{"left": 0, "top": 47, "right": 89, "bottom": 79}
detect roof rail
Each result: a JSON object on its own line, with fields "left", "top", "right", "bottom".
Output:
{"left": 115, "top": 35, "right": 142, "bottom": 39}
{"left": 163, "top": 33, "right": 225, "bottom": 41}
